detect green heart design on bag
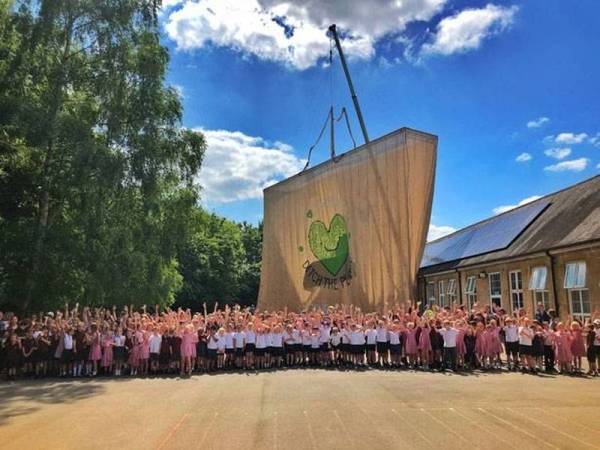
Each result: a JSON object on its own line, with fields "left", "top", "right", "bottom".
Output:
{"left": 308, "top": 214, "right": 349, "bottom": 276}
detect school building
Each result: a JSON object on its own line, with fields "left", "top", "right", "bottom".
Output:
{"left": 418, "top": 175, "right": 600, "bottom": 322}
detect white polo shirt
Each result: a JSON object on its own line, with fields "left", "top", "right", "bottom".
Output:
{"left": 376, "top": 327, "right": 389, "bottom": 343}
{"left": 518, "top": 326, "right": 533, "bottom": 346}
{"left": 234, "top": 331, "right": 245, "bottom": 348}
{"left": 149, "top": 334, "right": 162, "bottom": 354}
{"left": 350, "top": 330, "right": 365, "bottom": 345}
{"left": 438, "top": 328, "right": 458, "bottom": 348}
{"left": 389, "top": 330, "right": 400, "bottom": 345}
{"left": 504, "top": 325, "right": 519, "bottom": 343}
{"left": 365, "top": 329, "right": 377, "bottom": 345}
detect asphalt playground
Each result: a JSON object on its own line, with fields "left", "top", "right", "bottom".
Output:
{"left": 1, "top": 369, "right": 599, "bottom": 450}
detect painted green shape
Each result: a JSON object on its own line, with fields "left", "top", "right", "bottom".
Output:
{"left": 308, "top": 214, "right": 349, "bottom": 276}
{"left": 306, "top": 209, "right": 313, "bottom": 219}
{"left": 298, "top": 245, "right": 304, "bottom": 252}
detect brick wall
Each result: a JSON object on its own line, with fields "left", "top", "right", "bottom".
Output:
{"left": 418, "top": 245, "right": 600, "bottom": 320}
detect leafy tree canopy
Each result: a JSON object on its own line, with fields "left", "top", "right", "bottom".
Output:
{"left": 0, "top": 0, "right": 207, "bottom": 311}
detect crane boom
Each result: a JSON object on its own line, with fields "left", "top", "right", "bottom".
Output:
{"left": 328, "top": 24, "right": 370, "bottom": 144}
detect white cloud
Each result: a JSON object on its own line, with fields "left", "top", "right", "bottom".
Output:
{"left": 171, "top": 84, "right": 185, "bottom": 99}
{"left": 526, "top": 116, "right": 549, "bottom": 128}
{"left": 427, "top": 224, "right": 456, "bottom": 241}
{"left": 492, "top": 195, "right": 542, "bottom": 215}
{"left": 554, "top": 132, "right": 588, "bottom": 145}
{"left": 544, "top": 158, "right": 589, "bottom": 173}
{"left": 544, "top": 147, "right": 571, "bottom": 160}
{"left": 164, "top": 0, "right": 446, "bottom": 70}
{"left": 161, "top": 0, "right": 184, "bottom": 10}
{"left": 515, "top": 152, "right": 532, "bottom": 162}
{"left": 197, "top": 128, "right": 305, "bottom": 202}
{"left": 422, "top": 4, "right": 518, "bottom": 56}
{"left": 589, "top": 133, "right": 600, "bottom": 147}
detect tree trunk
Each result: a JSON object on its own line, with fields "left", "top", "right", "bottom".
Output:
{"left": 23, "top": 12, "right": 75, "bottom": 311}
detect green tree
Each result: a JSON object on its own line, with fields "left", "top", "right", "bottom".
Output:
{"left": 174, "top": 211, "right": 263, "bottom": 311}
{"left": 0, "top": 0, "right": 205, "bottom": 311}
{"left": 237, "top": 221, "right": 262, "bottom": 307}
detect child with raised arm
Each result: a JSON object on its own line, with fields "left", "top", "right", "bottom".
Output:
{"left": 463, "top": 324, "right": 477, "bottom": 371}
{"left": 376, "top": 319, "right": 389, "bottom": 368}
{"left": 113, "top": 326, "right": 126, "bottom": 376}
{"left": 518, "top": 318, "right": 534, "bottom": 373}
{"left": 319, "top": 318, "right": 332, "bottom": 366}
{"left": 438, "top": 320, "right": 459, "bottom": 372}
{"left": 542, "top": 322, "right": 555, "bottom": 373}
{"left": 244, "top": 322, "right": 256, "bottom": 370}
{"left": 531, "top": 321, "right": 545, "bottom": 372}
{"left": 404, "top": 322, "right": 418, "bottom": 369}
{"left": 365, "top": 322, "right": 378, "bottom": 366}
{"left": 88, "top": 324, "right": 102, "bottom": 376}
{"left": 206, "top": 327, "right": 218, "bottom": 372}
{"left": 502, "top": 317, "right": 520, "bottom": 371}
{"left": 588, "top": 320, "right": 600, "bottom": 376}
{"left": 330, "top": 327, "right": 341, "bottom": 365}
{"left": 225, "top": 324, "right": 235, "bottom": 369}
{"left": 388, "top": 322, "right": 402, "bottom": 368}
{"left": 216, "top": 327, "right": 227, "bottom": 370}
{"left": 233, "top": 325, "right": 245, "bottom": 369}
{"left": 5, "top": 333, "right": 22, "bottom": 380}
{"left": 554, "top": 322, "right": 572, "bottom": 374}
{"left": 271, "top": 324, "right": 284, "bottom": 368}
{"left": 486, "top": 319, "right": 503, "bottom": 369}
{"left": 417, "top": 319, "right": 432, "bottom": 370}
{"left": 148, "top": 326, "right": 162, "bottom": 375}
{"left": 570, "top": 321, "right": 586, "bottom": 373}
{"left": 101, "top": 327, "right": 114, "bottom": 375}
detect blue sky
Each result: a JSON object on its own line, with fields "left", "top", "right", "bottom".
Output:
{"left": 160, "top": 0, "right": 600, "bottom": 239}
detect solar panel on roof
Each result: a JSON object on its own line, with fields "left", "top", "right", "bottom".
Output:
{"left": 421, "top": 199, "right": 551, "bottom": 267}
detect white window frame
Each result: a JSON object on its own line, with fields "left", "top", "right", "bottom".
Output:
{"left": 509, "top": 270, "right": 524, "bottom": 312}
{"left": 529, "top": 266, "right": 550, "bottom": 311}
{"left": 426, "top": 282, "right": 436, "bottom": 306}
{"left": 534, "top": 290, "right": 551, "bottom": 312}
{"left": 529, "top": 266, "right": 548, "bottom": 290}
{"left": 438, "top": 280, "right": 446, "bottom": 307}
{"left": 488, "top": 272, "right": 502, "bottom": 308}
{"left": 465, "top": 276, "right": 477, "bottom": 309}
{"left": 446, "top": 279, "right": 457, "bottom": 304}
{"left": 568, "top": 289, "right": 590, "bottom": 323}
{"left": 564, "top": 262, "right": 586, "bottom": 289}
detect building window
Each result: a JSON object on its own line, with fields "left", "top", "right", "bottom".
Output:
{"left": 569, "top": 289, "right": 590, "bottom": 323}
{"left": 529, "top": 267, "right": 547, "bottom": 290}
{"left": 446, "top": 278, "right": 457, "bottom": 304}
{"left": 488, "top": 272, "right": 502, "bottom": 308}
{"left": 465, "top": 276, "right": 477, "bottom": 309}
{"left": 529, "top": 266, "right": 550, "bottom": 310}
{"left": 426, "top": 282, "right": 436, "bottom": 306}
{"left": 438, "top": 280, "right": 446, "bottom": 306}
{"left": 509, "top": 270, "right": 524, "bottom": 312}
{"left": 534, "top": 291, "right": 551, "bottom": 311}
{"left": 564, "top": 262, "right": 588, "bottom": 322}
{"left": 564, "top": 262, "right": 586, "bottom": 289}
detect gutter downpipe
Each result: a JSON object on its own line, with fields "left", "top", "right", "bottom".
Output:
{"left": 456, "top": 269, "right": 463, "bottom": 306}
{"left": 546, "top": 250, "right": 560, "bottom": 317}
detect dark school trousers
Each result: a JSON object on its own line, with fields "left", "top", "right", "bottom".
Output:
{"left": 442, "top": 347, "right": 457, "bottom": 371}
{"left": 543, "top": 345, "right": 555, "bottom": 371}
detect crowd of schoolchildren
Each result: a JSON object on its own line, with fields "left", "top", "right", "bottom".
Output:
{"left": 1, "top": 301, "right": 599, "bottom": 380}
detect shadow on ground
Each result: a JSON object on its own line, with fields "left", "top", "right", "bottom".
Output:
{"left": 0, "top": 379, "right": 114, "bottom": 426}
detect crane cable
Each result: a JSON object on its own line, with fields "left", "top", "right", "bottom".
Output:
{"left": 302, "top": 110, "right": 332, "bottom": 171}
{"left": 336, "top": 107, "right": 357, "bottom": 150}
{"left": 302, "top": 30, "right": 357, "bottom": 171}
